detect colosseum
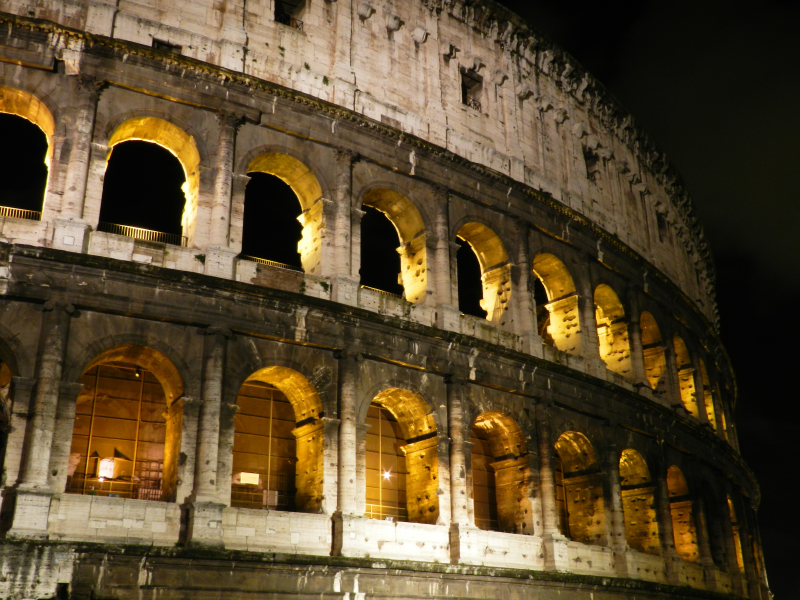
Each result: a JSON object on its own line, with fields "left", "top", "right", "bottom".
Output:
{"left": 0, "top": 0, "right": 770, "bottom": 598}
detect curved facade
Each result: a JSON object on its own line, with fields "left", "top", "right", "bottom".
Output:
{"left": 0, "top": 1, "right": 768, "bottom": 599}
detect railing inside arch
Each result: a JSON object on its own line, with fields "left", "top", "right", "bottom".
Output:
{"left": 240, "top": 255, "right": 303, "bottom": 271}
{"left": 360, "top": 285, "right": 403, "bottom": 299}
{"left": 364, "top": 504, "right": 408, "bottom": 522}
{"left": 0, "top": 205, "right": 42, "bottom": 221}
{"left": 98, "top": 222, "right": 187, "bottom": 247}
{"left": 275, "top": 11, "right": 303, "bottom": 31}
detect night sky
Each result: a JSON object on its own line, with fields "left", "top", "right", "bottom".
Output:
{"left": 498, "top": 1, "right": 799, "bottom": 596}
{"left": 1, "top": 3, "right": 797, "bottom": 595}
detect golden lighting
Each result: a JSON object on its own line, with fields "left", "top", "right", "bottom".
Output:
{"left": 382, "top": 470, "right": 392, "bottom": 481}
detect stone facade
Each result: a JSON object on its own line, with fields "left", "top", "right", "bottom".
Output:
{"left": 0, "top": 1, "right": 768, "bottom": 599}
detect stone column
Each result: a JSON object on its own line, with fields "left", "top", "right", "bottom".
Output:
{"left": 53, "top": 76, "right": 104, "bottom": 252}
{"left": 2, "top": 377, "right": 36, "bottom": 487}
{"left": 336, "top": 351, "right": 359, "bottom": 515}
{"left": 693, "top": 492, "right": 716, "bottom": 570}
{"left": 513, "top": 218, "right": 542, "bottom": 355}
{"left": 627, "top": 318, "right": 650, "bottom": 388}
{"left": 652, "top": 444, "right": 681, "bottom": 585}
{"left": 664, "top": 344, "right": 684, "bottom": 411}
{"left": 47, "top": 381, "right": 87, "bottom": 493}
{"left": 447, "top": 377, "right": 469, "bottom": 526}
{"left": 215, "top": 401, "right": 239, "bottom": 507}
{"left": 186, "top": 326, "right": 231, "bottom": 548}
{"left": 718, "top": 487, "right": 745, "bottom": 597}
{"left": 433, "top": 188, "right": 460, "bottom": 331}
{"left": 577, "top": 294, "right": 605, "bottom": 376}
{"left": 9, "top": 301, "right": 74, "bottom": 537}
{"left": 330, "top": 149, "right": 360, "bottom": 306}
{"left": 536, "top": 404, "right": 560, "bottom": 537}
{"left": 603, "top": 434, "right": 630, "bottom": 576}
{"left": 692, "top": 360, "right": 711, "bottom": 427}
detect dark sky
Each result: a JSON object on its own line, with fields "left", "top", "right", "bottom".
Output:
{"left": 498, "top": 0, "right": 799, "bottom": 596}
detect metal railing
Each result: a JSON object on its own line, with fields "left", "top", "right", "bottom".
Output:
{"left": 97, "top": 221, "right": 187, "bottom": 246}
{"left": 365, "top": 503, "right": 408, "bottom": 522}
{"left": 466, "top": 97, "right": 482, "bottom": 112}
{"left": 275, "top": 11, "right": 304, "bottom": 31}
{"left": 0, "top": 205, "right": 41, "bottom": 221}
{"left": 360, "top": 285, "right": 403, "bottom": 299}
{"left": 240, "top": 254, "right": 303, "bottom": 272}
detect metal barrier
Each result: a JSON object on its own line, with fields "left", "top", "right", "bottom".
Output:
{"left": 360, "top": 285, "right": 403, "bottom": 299}
{"left": 0, "top": 205, "right": 41, "bottom": 221}
{"left": 364, "top": 503, "right": 409, "bottom": 522}
{"left": 239, "top": 254, "right": 303, "bottom": 271}
{"left": 97, "top": 221, "right": 187, "bottom": 246}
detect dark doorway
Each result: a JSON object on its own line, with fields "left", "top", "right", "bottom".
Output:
{"left": 0, "top": 113, "right": 48, "bottom": 213}
{"left": 360, "top": 205, "right": 403, "bottom": 296}
{"left": 456, "top": 237, "right": 485, "bottom": 318}
{"left": 242, "top": 172, "right": 303, "bottom": 268}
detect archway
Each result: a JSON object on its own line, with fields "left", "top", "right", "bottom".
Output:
{"left": 366, "top": 388, "right": 438, "bottom": 523}
{"left": 553, "top": 431, "right": 607, "bottom": 545}
{"left": 673, "top": 336, "right": 699, "bottom": 418}
{"left": 102, "top": 117, "right": 200, "bottom": 245}
{"left": 640, "top": 312, "right": 667, "bottom": 393}
{"left": 470, "top": 411, "right": 532, "bottom": 533}
{"left": 727, "top": 495, "right": 745, "bottom": 573}
{"left": 65, "top": 344, "right": 184, "bottom": 502}
{"left": 231, "top": 366, "right": 324, "bottom": 512}
{"left": 698, "top": 360, "right": 717, "bottom": 431}
{"left": 456, "top": 223, "right": 511, "bottom": 324}
{"left": 532, "top": 253, "right": 581, "bottom": 354}
{"left": 666, "top": 465, "right": 700, "bottom": 562}
{"left": 245, "top": 153, "right": 325, "bottom": 273}
{"left": 0, "top": 86, "right": 54, "bottom": 217}
{"left": 361, "top": 189, "right": 427, "bottom": 303}
{"left": 619, "top": 449, "right": 660, "bottom": 555}
{"left": 594, "top": 284, "right": 632, "bottom": 378}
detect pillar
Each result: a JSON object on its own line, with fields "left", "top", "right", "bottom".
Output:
{"left": 53, "top": 76, "right": 104, "bottom": 253}
{"left": 2, "top": 377, "right": 36, "bottom": 487}
{"left": 336, "top": 351, "right": 359, "bottom": 515}
{"left": 653, "top": 444, "right": 681, "bottom": 585}
{"left": 692, "top": 360, "right": 711, "bottom": 426}
{"left": 8, "top": 301, "right": 74, "bottom": 537}
{"left": 447, "top": 377, "right": 469, "bottom": 526}
{"left": 186, "top": 326, "right": 231, "bottom": 548}
{"left": 432, "top": 188, "right": 460, "bottom": 331}
{"left": 330, "top": 149, "right": 360, "bottom": 305}
{"left": 627, "top": 318, "right": 650, "bottom": 388}
{"left": 513, "top": 218, "right": 542, "bottom": 355}
{"left": 603, "top": 433, "right": 630, "bottom": 576}
{"left": 577, "top": 294, "right": 605, "bottom": 376}
{"left": 47, "top": 381, "right": 87, "bottom": 493}
{"left": 536, "top": 404, "right": 560, "bottom": 538}
{"left": 664, "top": 344, "right": 685, "bottom": 411}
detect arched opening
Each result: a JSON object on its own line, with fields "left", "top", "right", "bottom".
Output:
{"left": 366, "top": 388, "right": 438, "bottom": 523}
{"left": 532, "top": 253, "right": 581, "bottom": 354}
{"left": 717, "top": 384, "right": 730, "bottom": 442}
{"left": 470, "top": 411, "right": 532, "bottom": 534}
{"left": 534, "top": 279, "right": 556, "bottom": 346}
{"left": 65, "top": 345, "right": 184, "bottom": 502}
{"left": 0, "top": 361, "right": 12, "bottom": 475}
{"left": 640, "top": 312, "right": 667, "bottom": 393}
{"left": 361, "top": 189, "right": 427, "bottom": 303}
{"left": 0, "top": 86, "right": 55, "bottom": 218}
{"left": 673, "top": 336, "right": 699, "bottom": 418}
{"left": 245, "top": 153, "right": 325, "bottom": 274}
{"left": 697, "top": 360, "right": 717, "bottom": 431}
{"left": 456, "top": 223, "right": 511, "bottom": 324}
{"left": 666, "top": 465, "right": 700, "bottom": 562}
{"left": 619, "top": 449, "right": 660, "bottom": 555}
{"left": 360, "top": 205, "right": 404, "bottom": 297}
{"left": 456, "top": 238, "right": 484, "bottom": 318}
{"left": 231, "top": 366, "right": 324, "bottom": 513}
{"left": 553, "top": 431, "right": 607, "bottom": 545}
{"left": 101, "top": 117, "right": 200, "bottom": 246}
{"left": 594, "top": 284, "right": 632, "bottom": 378}
{"left": 700, "top": 483, "right": 726, "bottom": 567}
{"left": 727, "top": 495, "right": 745, "bottom": 573}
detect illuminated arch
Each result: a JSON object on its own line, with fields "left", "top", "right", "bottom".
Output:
{"left": 673, "top": 336, "right": 699, "bottom": 418}
{"left": 247, "top": 153, "right": 325, "bottom": 274}
{"left": 369, "top": 387, "right": 438, "bottom": 523}
{"left": 471, "top": 411, "right": 532, "bottom": 533}
{"left": 107, "top": 117, "right": 200, "bottom": 241}
{"left": 594, "top": 284, "right": 633, "bottom": 378}
{"left": 667, "top": 465, "right": 700, "bottom": 563}
{"left": 532, "top": 253, "right": 581, "bottom": 354}
{"left": 67, "top": 344, "right": 185, "bottom": 502}
{"left": 554, "top": 431, "right": 607, "bottom": 545}
{"left": 640, "top": 312, "right": 667, "bottom": 392}
{"left": 697, "top": 360, "right": 717, "bottom": 431}
{"left": 619, "top": 449, "right": 660, "bottom": 555}
{"left": 233, "top": 366, "right": 324, "bottom": 512}
{"left": 456, "top": 223, "right": 511, "bottom": 324}
{"left": 363, "top": 189, "right": 428, "bottom": 303}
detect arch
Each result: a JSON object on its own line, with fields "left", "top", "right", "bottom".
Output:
{"left": 673, "top": 336, "right": 699, "bottom": 418}
{"left": 532, "top": 253, "right": 581, "bottom": 354}
{"left": 232, "top": 366, "right": 324, "bottom": 512}
{"left": 66, "top": 344, "right": 185, "bottom": 502}
{"left": 594, "top": 284, "right": 633, "bottom": 378}
{"left": 666, "top": 465, "right": 700, "bottom": 562}
{"left": 247, "top": 153, "right": 325, "bottom": 274}
{"left": 368, "top": 387, "right": 438, "bottom": 523}
{"left": 0, "top": 85, "right": 55, "bottom": 165}
{"left": 640, "top": 311, "right": 667, "bottom": 392}
{"left": 619, "top": 449, "right": 660, "bottom": 555}
{"left": 697, "top": 360, "right": 717, "bottom": 431}
{"left": 362, "top": 189, "right": 428, "bottom": 303}
{"left": 471, "top": 411, "right": 532, "bottom": 533}
{"left": 727, "top": 494, "right": 745, "bottom": 573}
{"left": 106, "top": 117, "right": 200, "bottom": 241}
{"left": 554, "top": 431, "right": 607, "bottom": 545}
{"left": 457, "top": 223, "right": 511, "bottom": 324}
